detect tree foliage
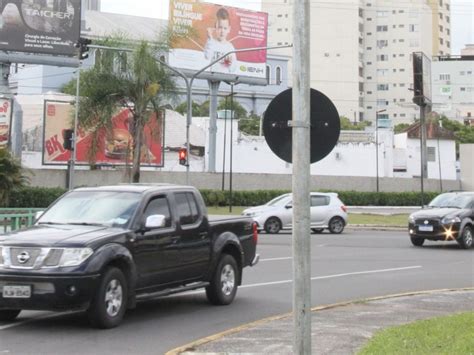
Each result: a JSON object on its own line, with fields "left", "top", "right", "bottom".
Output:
{"left": 62, "top": 36, "right": 177, "bottom": 182}
{"left": 340, "top": 116, "right": 372, "bottom": 131}
{"left": 0, "top": 149, "right": 29, "bottom": 206}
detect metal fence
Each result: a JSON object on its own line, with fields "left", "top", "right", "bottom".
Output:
{"left": 0, "top": 208, "right": 43, "bottom": 234}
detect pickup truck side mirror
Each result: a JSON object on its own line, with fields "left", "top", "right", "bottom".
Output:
{"left": 145, "top": 214, "right": 166, "bottom": 229}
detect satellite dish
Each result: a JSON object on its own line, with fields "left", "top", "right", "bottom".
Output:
{"left": 263, "top": 88, "right": 340, "bottom": 164}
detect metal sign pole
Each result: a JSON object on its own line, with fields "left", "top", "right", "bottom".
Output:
{"left": 292, "top": 0, "right": 311, "bottom": 353}
{"left": 69, "top": 64, "right": 81, "bottom": 190}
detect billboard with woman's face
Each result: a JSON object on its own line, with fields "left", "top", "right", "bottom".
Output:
{"left": 0, "top": 0, "right": 81, "bottom": 57}
{"left": 169, "top": 0, "right": 268, "bottom": 79}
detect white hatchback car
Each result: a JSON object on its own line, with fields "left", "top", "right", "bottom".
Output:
{"left": 242, "top": 192, "right": 348, "bottom": 234}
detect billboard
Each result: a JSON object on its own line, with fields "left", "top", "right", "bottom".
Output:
{"left": 0, "top": 98, "right": 13, "bottom": 149}
{"left": 169, "top": 0, "right": 268, "bottom": 79}
{"left": 43, "top": 101, "right": 164, "bottom": 166}
{"left": 0, "top": 0, "right": 81, "bottom": 57}
{"left": 412, "top": 52, "right": 432, "bottom": 106}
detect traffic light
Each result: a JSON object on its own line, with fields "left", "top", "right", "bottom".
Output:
{"left": 75, "top": 37, "right": 92, "bottom": 60}
{"left": 63, "top": 129, "right": 74, "bottom": 151}
{"left": 178, "top": 148, "right": 188, "bottom": 166}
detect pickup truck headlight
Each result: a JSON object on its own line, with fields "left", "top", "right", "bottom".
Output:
{"left": 441, "top": 216, "right": 461, "bottom": 225}
{"left": 57, "top": 248, "right": 94, "bottom": 267}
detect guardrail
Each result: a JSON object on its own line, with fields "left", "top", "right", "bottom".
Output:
{"left": 0, "top": 208, "right": 44, "bottom": 234}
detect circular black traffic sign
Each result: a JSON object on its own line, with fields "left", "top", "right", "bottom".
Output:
{"left": 263, "top": 88, "right": 340, "bottom": 164}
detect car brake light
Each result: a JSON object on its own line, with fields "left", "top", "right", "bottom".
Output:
{"left": 341, "top": 205, "right": 347, "bottom": 213}
{"left": 252, "top": 222, "right": 258, "bottom": 244}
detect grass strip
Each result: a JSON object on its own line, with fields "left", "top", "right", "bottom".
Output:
{"left": 358, "top": 312, "right": 474, "bottom": 355}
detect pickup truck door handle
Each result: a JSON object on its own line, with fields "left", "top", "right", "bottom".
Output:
{"left": 198, "top": 232, "right": 208, "bottom": 239}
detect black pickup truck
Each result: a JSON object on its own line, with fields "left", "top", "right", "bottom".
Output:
{"left": 0, "top": 184, "right": 259, "bottom": 328}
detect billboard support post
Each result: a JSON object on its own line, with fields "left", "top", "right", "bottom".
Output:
{"left": 208, "top": 80, "right": 220, "bottom": 172}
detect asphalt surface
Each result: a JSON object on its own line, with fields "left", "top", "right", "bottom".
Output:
{"left": 169, "top": 288, "right": 474, "bottom": 354}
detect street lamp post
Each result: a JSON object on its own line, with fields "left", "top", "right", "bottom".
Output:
{"left": 375, "top": 109, "right": 386, "bottom": 193}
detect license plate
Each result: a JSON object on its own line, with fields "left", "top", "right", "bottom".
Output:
{"left": 3, "top": 285, "right": 31, "bottom": 298}
{"left": 419, "top": 225, "right": 433, "bottom": 232}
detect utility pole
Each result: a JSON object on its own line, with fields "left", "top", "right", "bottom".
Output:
{"left": 292, "top": 0, "right": 311, "bottom": 353}
{"left": 375, "top": 109, "right": 387, "bottom": 193}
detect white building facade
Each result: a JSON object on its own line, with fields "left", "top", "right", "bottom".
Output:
{"left": 431, "top": 54, "right": 474, "bottom": 123}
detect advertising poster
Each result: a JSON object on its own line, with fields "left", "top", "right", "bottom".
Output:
{"left": 169, "top": 0, "right": 268, "bottom": 79}
{"left": 0, "top": 0, "right": 81, "bottom": 57}
{"left": 43, "top": 101, "right": 164, "bottom": 166}
{"left": 0, "top": 98, "right": 12, "bottom": 149}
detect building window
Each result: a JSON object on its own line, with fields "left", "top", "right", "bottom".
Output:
{"left": 409, "top": 24, "right": 419, "bottom": 32}
{"left": 439, "top": 13, "right": 443, "bottom": 20}
{"left": 427, "top": 147, "right": 436, "bottom": 162}
{"left": 377, "top": 99, "right": 388, "bottom": 106}
{"left": 410, "top": 39, "right": 419, "bottom": 47}
{"left": 377, "top": 54, "right": 388, "bottom": 61}
{"left": 447, "top": 41, "right": 450, "bottom": 48}
{"left": 399, "top": 83, "right": 405, "bottom": 87}
{"left": 359, "top": 8, "right": 364, "bottom": 17}
{"left": 377, "top": 25, "right": 388, "bottom": 32}
{"left": 439, "top": 38, "right": 444, "bottom": 45}
{"left": 439, "top": 74, "right": 450, "bottom": 80}
{"left": 275, "top": 66, "right": 282, "bottom": 85}
{"left": 377, "top": 68, "right": 389, "bottom": 76}
{"left": 446, "top": 15, "right": 450, "bottom": 23}
{"left": 400, "top": 68, "right": 405, "bottom": 72}
{"left": 377, "top": 84, "right": 389, "bottom": 91}
{"left": 377, "top": 40, "right": 388, "bottom": 48}
{"left": 439, "top": 25, "right": 443, "bottom": 32}
{"left": 377, "top": 10, "right": 389, "bottom": 17}
{"left": 266, "top": 65, "right": 271, "bottom": 83}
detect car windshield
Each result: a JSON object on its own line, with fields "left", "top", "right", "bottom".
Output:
{"left": 266, "top": 194, "right": 291, "bottom": 207}
{"left": 37, "top": 191, "right": 141, "bottom": 228}
{"left": 428, "top": 193, "right": 473, "bottom": 209}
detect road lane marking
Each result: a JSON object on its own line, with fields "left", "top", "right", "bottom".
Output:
{"left": 260, "top": 257, "right": 293, "bottom": 262}
{"left": 0, "top": 311, "right": 81, "bottom": 331}
{"left": 241, "top": 265, "right": 422, "bottom": 289}
{"left": 0, "top": 266, "right": 422, "bottom": 330}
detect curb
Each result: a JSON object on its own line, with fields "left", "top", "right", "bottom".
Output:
{"left": 165, "top": 287, "right": 474, "bottom": 355}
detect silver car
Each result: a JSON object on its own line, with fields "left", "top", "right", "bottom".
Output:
{"left": 242, "top": 192, "right": 348, "bottom": 234}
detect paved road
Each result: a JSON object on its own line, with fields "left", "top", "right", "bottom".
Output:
{"left": 0, "top": 230, "right": 472, "bottom": 354}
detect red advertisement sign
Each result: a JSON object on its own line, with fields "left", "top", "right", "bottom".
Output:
{"left": 43, "top": 101, "right": 164, "bottom": 166}
{"left": 0, "top": 99, "right": 12, "bottom": 149}
{"left": 169, "top": 0, "right": 268, "bottom": 78}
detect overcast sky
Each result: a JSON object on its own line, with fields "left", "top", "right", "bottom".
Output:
{"left": 100, "top": 0, "right": 473, "bottom": 55}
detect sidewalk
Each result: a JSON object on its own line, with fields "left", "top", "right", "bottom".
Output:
{"left": 168, "top": 289, "right": 474, "bottom": 355}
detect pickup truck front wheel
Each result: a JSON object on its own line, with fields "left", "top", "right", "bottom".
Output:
{"left": 87, "top": 267, "right": 128, "bottom": 329}
{"left": 206, "top": 254, "right": 239, "bottom": 305}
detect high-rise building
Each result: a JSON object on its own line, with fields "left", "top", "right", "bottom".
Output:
{"left": 82, "top": 0, "right": 101, "bottom": 11}
{"left": 261, "top": 0, "right": 451, "bottom": 125}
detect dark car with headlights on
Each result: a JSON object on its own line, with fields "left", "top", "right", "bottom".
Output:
{"left": 408, "top": 191, "right": 474, "bottom": 249}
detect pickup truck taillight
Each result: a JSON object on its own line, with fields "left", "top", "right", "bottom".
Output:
{"left": 341, "top": 205, "right": 347, "bottom": 213}
{"left": 252, "top": 222, "right": 258, "bottom": 244}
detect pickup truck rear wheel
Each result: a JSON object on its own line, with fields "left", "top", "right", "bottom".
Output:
{"left": 0, "top": 310, "right": 21, "bottom": 321}
{"left": 206, "top": 254, "right": 239, "bottom": 305}
{"left": 87, "top": 267, "right": 128, "bottom": 329}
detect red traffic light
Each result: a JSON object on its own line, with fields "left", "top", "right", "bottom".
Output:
{"left": 178, "top": 148, "right": 187, "bottom": 166}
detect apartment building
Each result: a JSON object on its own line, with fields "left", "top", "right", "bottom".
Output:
{"left": 262, "top": 0, "right": 451, "bottom": 125}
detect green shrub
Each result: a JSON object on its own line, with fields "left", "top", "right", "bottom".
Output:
{"left": 5, "top": 186, "right": 440, "bottom": 208}
{"left": 8, "top": 187, "right": 67, "bottom": 208}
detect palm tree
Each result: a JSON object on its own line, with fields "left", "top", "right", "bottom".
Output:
{"left": 65, "top": 38, "right": 177, "bottom": 182}
{"left": 0, "top": 149, "right": 29, "bottom": 206}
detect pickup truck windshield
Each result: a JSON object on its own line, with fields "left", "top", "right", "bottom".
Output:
{"left": 38, "top": 191, "right": 141, "bottom": 227}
